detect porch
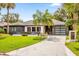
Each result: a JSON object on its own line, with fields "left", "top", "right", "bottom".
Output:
{"left": 3, "top": 25, "right": 68, "bottom": 35}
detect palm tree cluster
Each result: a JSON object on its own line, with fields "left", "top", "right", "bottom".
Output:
{"left": 53, "top": 8, "right": 67, "bottom": 22}
{"left": 33, "top": 9, "right": 53, "bottom": 27}
{"left": 54, "top": 3, "right": 79, "bottom": 31}
{"left": 1, "top": 13, "right": 23, "bottom": 23}
{"left": 0, "top": 3, "right": 15, "bottom": 33}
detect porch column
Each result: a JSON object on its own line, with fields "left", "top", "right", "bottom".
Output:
{"left": 35, "top": 26, "right": 37, "bottom": 32}
{"left": 41, "top": 26, "right": 44, "bottom": 33}
{"left": 24, "top": 26, "right": 27, "bottom": 32}
{"left": 31, "top": 27, "right": 32, "bottom": 32}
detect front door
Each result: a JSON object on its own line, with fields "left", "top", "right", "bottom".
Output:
{"left": 45, "top": 26, "right": 53, "bottom": 34}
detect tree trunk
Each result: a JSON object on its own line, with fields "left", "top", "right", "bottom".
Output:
{"left": 7, "top": 8, "right": 9, "bottom": 34}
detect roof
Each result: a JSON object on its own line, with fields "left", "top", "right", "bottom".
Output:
{"left": 52, "top": 20, "right": 65, "bottom": 25}
{"left": 23, "top": 20, "right": 43, "bottom": 25}
{"left": 24, "top": 19, "right": 65, "bottom": 25}
{"left": 0, "top": 19, "right": 65, "bottom": 26}
{"left": 0, "top": 22, "right": 7, "bottom": 26}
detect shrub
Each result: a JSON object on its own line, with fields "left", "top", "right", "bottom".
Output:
{"left": 0, "top": 28, "right": 5, "bottom": 33}
{"left": 22, "top": 32, "right": 28, "bottom": 36}
{"left": 76, "top": 26, "right": 79, "bottom": 42}
{"left": 66, "top": 36, "right": 69, "bottom": 40}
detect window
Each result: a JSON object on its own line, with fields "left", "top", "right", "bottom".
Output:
{"left": 11, "top": 27, "right": 16, "bottom": 32}
{"left": 37, "top": 27, "right": 41, "bottom": 32}
{"left": 32, "top": 27, "right": 35, "bottom": 32}
{"left": 27, "top": 27, "right": 31, "bottom": 32}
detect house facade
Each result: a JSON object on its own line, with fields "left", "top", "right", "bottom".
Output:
{"left": 0, "top": 19, "right": 68, "bottom": 35}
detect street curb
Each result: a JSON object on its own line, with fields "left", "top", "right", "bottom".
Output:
{"left": 65, "top": 45, "right": 76, "bottom": 56}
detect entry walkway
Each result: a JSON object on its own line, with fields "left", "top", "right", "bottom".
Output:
{"left": 7, "top": 35, "right": 66, "bottom": 56}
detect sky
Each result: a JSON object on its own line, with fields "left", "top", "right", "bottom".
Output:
{"left": 1, "top": 3, "right": 62, "bottom": 22}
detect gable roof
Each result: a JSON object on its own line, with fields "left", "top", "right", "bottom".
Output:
{"left": 0, "top": 19, "right": 65, "bottom": 26}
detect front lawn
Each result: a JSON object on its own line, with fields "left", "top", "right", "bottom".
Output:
{"left": 65, "top": 42, "right": 79, "bottom": 56}
{"left": 0, "top": 35, "right": 45, "bottom": 53}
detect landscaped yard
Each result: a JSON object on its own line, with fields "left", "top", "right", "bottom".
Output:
{"left": 65, "top": 42, "right": 79, "bottom": 56}
{"left": 0, "top": 34, "right": 45, "bottom": 53}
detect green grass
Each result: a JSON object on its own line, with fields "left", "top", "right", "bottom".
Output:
{"left": 0, "top": 35, "right": 45, "bottom": 53}
{"left": 65, "top": 42, "right": 79, "bottom": 56}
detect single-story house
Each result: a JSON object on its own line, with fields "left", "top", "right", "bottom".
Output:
{"left": 0, "top": 19, "right": 68, "bottom": 35}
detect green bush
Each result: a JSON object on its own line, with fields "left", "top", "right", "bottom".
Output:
{"left": 66, "top": 36, "right": 69, "bottom": 40}
{"left": 76, "top": 28, "right": 79, "bottom": 41}
{"left": 22, "top": 32, "right": 28, "bottom": 36}
{"left": 0, "top": 28, "right": 5, "bottom": 33}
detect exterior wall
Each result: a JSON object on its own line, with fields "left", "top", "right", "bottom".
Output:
{"left": 24, "top": 26, "right": 27, "bottom": 32}
{"left": 4, "top": 26, "right": 24, "bottom": 34}
{"left": 24, "top": 25, "right": 44, "bottom": 34}
{"left": 2, "top": 25, "right": 68, "bottom": 35}
{"left": 40, "top": 26, "right": 44, "bottom": 33}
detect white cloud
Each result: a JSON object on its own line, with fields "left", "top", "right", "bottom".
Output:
{"left": 50, "top": 3, "right": 62, "bottom": 7}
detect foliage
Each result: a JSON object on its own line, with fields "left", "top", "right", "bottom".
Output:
{"left": 76, "top": 25, "right": 79, "bottom": 41}
{"left": 66, "top": 36, "right": 69, "bottom": 40}
{"left": 65, "top": 19, "right": 73, "bottom": 27}
{"left": 63, "top": 3, "right": 79, "bottom": 30}
{"left": 33, "top": 10, "right": 42, "bottom": 25}
{"left": 42, "top": 9, "right": 53, "bottom": 26}
{"left": 76, "top": 35, "right": 79, "bottom": 42}
{"left": 1, "top": 13, "right": 22, "bottom": 23}
{"left": 2, "top": 3, "right": 15, "bottom": 34}
{"left": 53, "top": 8, "right": 67, "bottom": 22}
{"left": 53, "top": 3, "right": 79, "bottom": 30}
{"left": 33, "top": 9, "right": 53, "bottom": 26}
{"left": 66, "top": 42, "right": 79, "bottom": 56}
{"left": 0, "top": 28, "right": 5, "bottom": 33}
{"left": 0, "top": 36, "right": 44, "bottom": 53}
{"left": 22, "top": 32, "right": 28, "bottom": 36}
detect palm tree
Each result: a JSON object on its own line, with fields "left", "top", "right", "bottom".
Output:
{"left": 14, "top": 13, "right": 19, "bottom": 22}
{"left": 63, "top": 3, "right": 79, "bottom": 30}
{"left": 53, "top": 8, "right": 67, "bottom": 22}
{"left": 42, "top": 9, "right": 53, "bottom": 26}
{"left": 4, "top": 3, "right": 15, "bottom": 33}
{"left": 0, "top": 3, "right": 5, "bottom": 21}
{"left": 33, "top": 10, "right": 42, "bottom": 32}
{"left": 1, "top": 13, "right": 22, "bottom": 23}
{"left": 33, "top": 9, "right": 53, "bottom": 33}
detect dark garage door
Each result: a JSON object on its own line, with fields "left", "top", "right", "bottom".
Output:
{"left": 53, "top": 26, "right": 66, "bottom": 35}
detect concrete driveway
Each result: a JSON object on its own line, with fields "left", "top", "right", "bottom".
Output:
{"left": 7, "top": 35, "right": 66, "bottom": 56}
